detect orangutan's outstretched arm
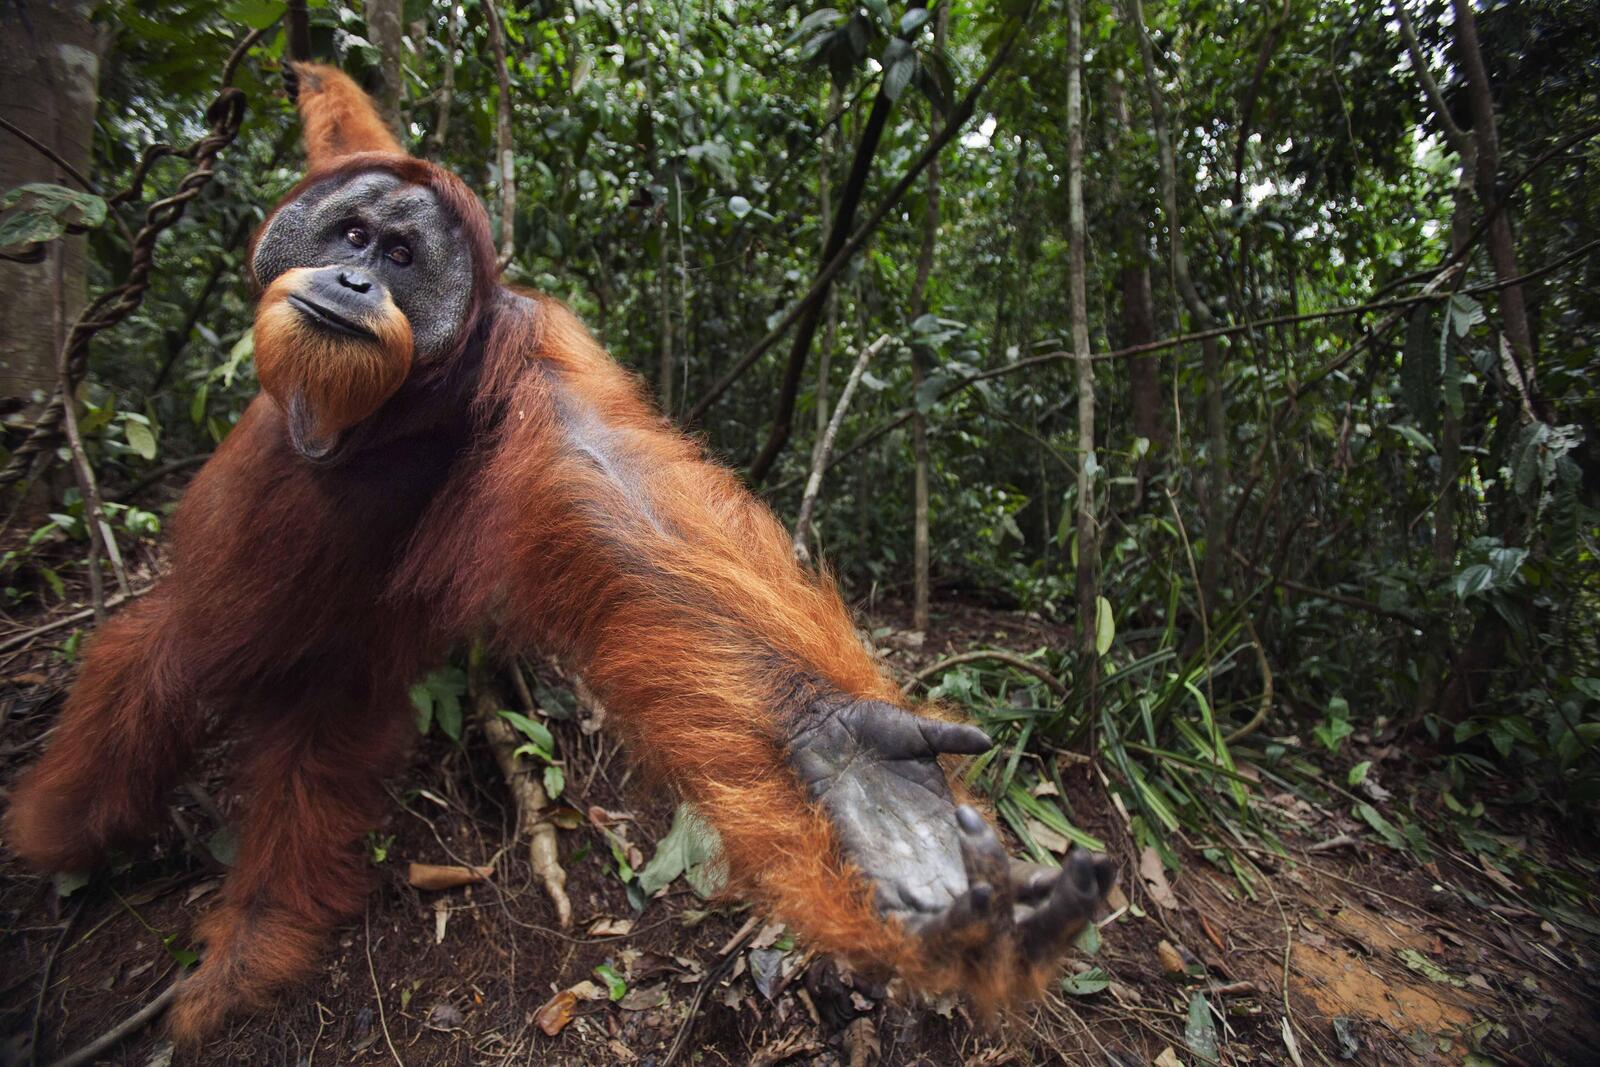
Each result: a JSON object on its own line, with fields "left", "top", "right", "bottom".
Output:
{"left": 471, "top": 296, "right": 1113, "bottom": 1007}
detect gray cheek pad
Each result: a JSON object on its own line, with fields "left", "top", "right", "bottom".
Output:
{"left": 251, "top": 171, "right": 475, "bottom": 361}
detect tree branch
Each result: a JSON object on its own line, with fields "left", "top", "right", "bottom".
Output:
{"left": 685, "top": 2, "right": 1038, "bottom": 428}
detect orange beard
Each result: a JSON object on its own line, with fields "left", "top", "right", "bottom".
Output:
{"left": 254, "top": 267, "right": 414, "bottom": 442}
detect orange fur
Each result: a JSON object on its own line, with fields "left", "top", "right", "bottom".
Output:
{"left": 289, "top": 62, "right": 402, "bottom": 166}
{"left": 254, "top": 268, "right": 413, "bottom": 438}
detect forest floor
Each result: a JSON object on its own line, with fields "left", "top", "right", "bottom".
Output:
{"left": 2, "top": 579, "right": 1598, "bottom": 1066}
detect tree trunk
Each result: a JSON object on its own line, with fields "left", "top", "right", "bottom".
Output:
{"left": 1107, "top": 74, "right": 1162, "bottom": 482}
{"left": 482, "top": 0, "right": 516, "bottom": 269}
{"left": 365, "top": 0, "right": 406, "bottom": 141}
{"left": 1067, "top": 0, "right": 1098, "bottom": 680}
{"left": 746, "top": 8, "right": 919, "bottom": 485}
{"left": 424, "top": 5, "right": 460, "bottom": 159}
{"left": 1452, "top": 0, "right": 1543, "bottom": 420}
{"left": 644, "top": 28, "right": 674, "bottom": 413}
{"left": 0, "top": 0, "right": 99, "bottom": 476}
{"left": 906, "top": 10, "right": 948, "bottom": 635}
{"left": 811, "top": 83, "right": 843, "bottom": 470}
{"left": 1129, "top": 0, "right": 1228, "bottom": 611}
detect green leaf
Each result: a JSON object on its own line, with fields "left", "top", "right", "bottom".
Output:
{"left": 1185, "top": 992, "right": 1219, "bottom": 1061}
{"left": 39, "top": 566, "right": 64, "bottom": 600}
{"left": 1071, "top": 916, "right": 1100, "bottom": 955}
{"left": 411, "top": 668, "right": 467, "bottom": 739}
{"left": 1060, "top": 967, "right": 1109, "bottom": 996}
{"left": 1313, "top": 718, "right": 1354, "bottom": 752}
{"left": 899, "top": 7, "right": 932, "bottom": 35}
{"left": 883, "top": 54, "right": 916, "bottom": 102}
{"left": 593, "top": 963, "right": 627, "bottom": 1001}
{"left": 637, "top": 803, "right": 724, "bottom": 897}
{"left": 1453, "top": 563, "right": 1494, "bottom": 600}
{"left": 410, "top": 682, "right": 433, "bottom": 734}
{"left": 543, "top": 764, "right": 564, "bottom": 800}
{"left": 1398, "top": 947, "right": 1464, "bottom": 987}
{"left": 1356, "top": 803, "right": 1407, "bottom": 850}
{"left": 1347, "top": 760, "right": 1372, "bottom": 787}
{"left": 787, "top": 7, "right": 844, "bottom": 46}
{"left": 1447, "top": 293, "right": 1484, "bottom": 337}
{"left": 435, "top": 692, "right": 462, "bottom": 742}
{"left": 1391, "top": 424, "right": 1434, "bottom": 453}
{"left": 1094, "top": 596, "right": 1115, "bottom": 656}
{"left": 124, "top": 419, "right": 158, "bottom": 461}
{"left": 914, "top": 371, "right": 948, "bottom": 413}
{"left": 164, "top": 934, "right": 199, "bottom": 969}
{"left": 222, "top": 0, "right": 286, "bottom": 29}
{"left": 0, "top": 183, "right": 107, "bottom": 250}
{"left": 53, "top": 870, "right": 89, "bottom": 898}
{"left": 499, "top": 710, "right": 554, "bottom": 757}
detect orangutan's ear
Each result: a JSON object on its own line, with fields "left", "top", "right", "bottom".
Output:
{"left": 286, "top": 61, "right": 404, "bottom": 168}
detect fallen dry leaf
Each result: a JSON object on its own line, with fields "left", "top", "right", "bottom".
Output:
{"left": 407, "top": 862, "right": 492, "bottom": 891}
{"left": 1157, "top": 940, "right": 1186, "bottom": 977}
{"left": 534, "top": 990, "right": 578, "bottom": 1036}
{"left": 433, "top": 898, "right": 449, "bottom": 944}
{"left": 845, "top": 1016, "right": 881, "bottom": 1067}
{"left": 1139, "top": 846, "right": 1179, "bottom": 910}
{"left": 618, "top": 984, "right": 668, "bottom": 1012}
{"left": 1025, "top": 818, "right": 1071, "bottom": 855}
{"left": 749, "top": 1030, "right": 822, "bottom": 1067}
{"left": 1153, "top": 1046, "right": 1185, "bottom": 1067}
{"left": 588, "top": 917, "right": 634, "bottom": 937}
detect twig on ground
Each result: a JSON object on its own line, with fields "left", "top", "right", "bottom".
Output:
{"left": 365, "top": 908, "right": 405, "bottom": 1067}
{"left": 1223, "top": 618, "right": 1273, "bottom": 744}
{"left": 31, "top": 897, "right": 84, "bottom": 1067}
{"left": 664, "top": 918, "right": 761, "bottom": 1066}
{"left": 473, "top": 670, "right": 572, "bottom": 927}
{"left": 904, "top": 649, "right": 1068, "bottom": 698}
{"left": 1306, "top": 834, "right": 1360, "bottom": 854}
{"left": 0, "top": 586, "right": 151, "bottom": 655}
{"left": 42, "top": 982, "right": 177, "bottom": 1067}
{"left": 792, "top": 333, "right": 891, "bottom": 562}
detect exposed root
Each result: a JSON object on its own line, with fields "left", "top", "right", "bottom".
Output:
{"left": 472, "top": 668, "right": 572, "bottom": 927}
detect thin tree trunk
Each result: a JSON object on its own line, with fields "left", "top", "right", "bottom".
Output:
{"left": 644, "top": 25, "right": 674, "bottom": 413}
{"left": 811, "top": 83, "right": 843, "bottom": 469}
{"left": 746, "top": 4, "right": 925, "bottom": 485}
{"left": 1451, "top": 0, "right": 1543, "bottom": 420}
{"left": 907, "top": 6, "right": 948, "bottom": 634}
{"left": 482, "top": 0, "right": 517, "bottom": 270}
{"left": 989, "top": 139, "right": 1029, "bottom": 361}
{"left": 1107, "top": 74, "right": 1162, "bottom": 485}
{"left": 1128, "top": 0, "right": 1228, "bottom": 610}
{"left": 366, "top": 0, "right": 406, "bottom": 140}
{"left": 1067, "top": 0, "right": 1097, "bottom": 678}
{"left": 687, "top": 13, "right": 1032, "bottom": 431}
{"left": 1397, "top": 2, "right": 1472, "bottom": 569}
{"left": 793, "top": 334, "right": 891, "bottom": 562}
{"left": 424, "top": 4, "right": 460, "bottom": 159}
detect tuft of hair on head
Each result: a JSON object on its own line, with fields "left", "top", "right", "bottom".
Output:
{"left": 289, "top": 61, "right": 405, "bottom": 169}
{"left": 254, "top": 267, "right": 414, "bottom": 440}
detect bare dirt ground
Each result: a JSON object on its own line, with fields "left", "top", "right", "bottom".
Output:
{"left": 2, "top": 587, "right": 1598, "bottom": 1066}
